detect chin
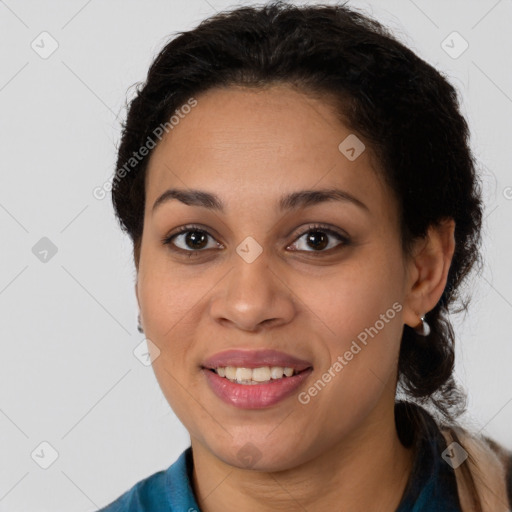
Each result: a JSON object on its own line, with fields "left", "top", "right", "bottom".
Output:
{"left": 208, "top": 435, "right": 312, "bottom": 473}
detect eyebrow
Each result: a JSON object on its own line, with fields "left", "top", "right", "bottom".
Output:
{"left": 151, "top": 187, "right": 370, "bottom": 215}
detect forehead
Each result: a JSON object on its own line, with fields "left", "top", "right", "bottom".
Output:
{"left": 144, "top": 84, "right": 393, "bottom": 220}
{"left": 149, "top": 84, "right": 357, "bottom": 167}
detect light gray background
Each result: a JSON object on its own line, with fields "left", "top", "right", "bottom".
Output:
{"left": 0, "top": 0, "right": 511, "bottom": 510}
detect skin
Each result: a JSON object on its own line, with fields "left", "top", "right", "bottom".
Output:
{"left": 134, "top": 83, "right": 456, "bottom": 512}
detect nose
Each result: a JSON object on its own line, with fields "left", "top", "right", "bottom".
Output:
{"left": 209, "top": 250, "right": 296, "bottom": 332}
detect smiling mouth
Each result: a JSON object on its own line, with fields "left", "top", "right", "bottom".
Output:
{"left": 205, "top": 366, "right": 310, "bottom": 385}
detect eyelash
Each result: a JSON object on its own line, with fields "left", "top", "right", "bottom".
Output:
{"left": 161, "top": 223, "right": 350, "bottom": 257}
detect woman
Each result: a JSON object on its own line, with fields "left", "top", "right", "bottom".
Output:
{"left": 99, "top": 2, "right": 511, "bottom": 510}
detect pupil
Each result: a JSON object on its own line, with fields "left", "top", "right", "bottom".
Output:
{"left": 307, "top": 231, "right": 328, "bottom": 250}
{"left": 186, "top": 230, "right": 207, "bottom": 249}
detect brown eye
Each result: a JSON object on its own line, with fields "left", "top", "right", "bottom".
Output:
{"left": 305, "top": 230, "right": 329, "bottom": 250}
{"left": 162, "top": 223, "right": 349, "bottom": 257}
{"left": 288, "top": 225, "right": 349, "bottom": 253}
{"left": 179, "top": 230, "right": 209, "bottom": 250}
{"left": 162, "top": 225, "right": 221, "bottom": 254}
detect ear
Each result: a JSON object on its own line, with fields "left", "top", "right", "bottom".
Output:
{"left": 402, "top": 218, "right": 456, "bottom": 329}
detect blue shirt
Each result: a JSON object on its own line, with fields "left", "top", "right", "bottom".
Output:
{"left": 98, "top": 407, "right": 463, "bottom": 511}
{"left": 98, "top": 449, "right": 200, "bottom": 511}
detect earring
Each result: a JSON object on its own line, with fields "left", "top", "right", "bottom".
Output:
{"left": 137, "top": 313, "right": 144, "bottom": 333}
{"left": 414, "top": 315, "right": 430, "bottom": 337}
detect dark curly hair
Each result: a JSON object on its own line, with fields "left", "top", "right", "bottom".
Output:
{"left": 111, "top": 0, "right": 483, "bottom": 467}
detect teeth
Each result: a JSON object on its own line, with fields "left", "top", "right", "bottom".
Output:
{"left": 270, "top": 366, "right": 284, "bottom": 379}
{"left": 213, "top": 366, "right": 298, "bottom": 384}
{"left": 225, "top": 366, "right": 236, "bottom": 380}
{"left": 252, "top": 367, "right": 271, "bottom": 382}
{"left": 235, "top": 367, "right": 252, "bottom": 382}
{"left": 283, "top": 367, "right": 294, "bottom": 377}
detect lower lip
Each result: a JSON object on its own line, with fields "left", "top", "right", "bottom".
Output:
{"left": 202, "top": 368, "right": 313, "bottom": 409}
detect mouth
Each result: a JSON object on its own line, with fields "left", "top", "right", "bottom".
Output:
{"left": 201, "top": 348, "right": 313, "bottom": 383}
{"left": 204, "top": 365, "right": 309, "bottom": 385}
{"left": 201, "top": 349, "right": 314, "bottom": 409}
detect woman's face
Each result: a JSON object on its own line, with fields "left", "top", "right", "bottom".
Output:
{"left": 136, "top": 84, "right": 412, "bottom": 471}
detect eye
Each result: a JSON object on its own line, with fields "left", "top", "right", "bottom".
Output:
{"left": 288, "top": 224, "right": 349, "bottom": 253}
{"left": 162, "top": 224, "right": 223, "bottom": 255}
{"left": 162, "top": 223, "right": 350, "bottom": 257}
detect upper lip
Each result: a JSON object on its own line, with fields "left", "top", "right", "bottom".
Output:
{"left": 202, "top": 349, "right": 313, "bottom": 371}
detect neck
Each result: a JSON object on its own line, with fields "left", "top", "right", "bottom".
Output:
{"left": 190, "top": 404, "right": 415, "bottom": 512}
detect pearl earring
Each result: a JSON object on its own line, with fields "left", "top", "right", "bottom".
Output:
{"left": 414, "top": 315, "right": 430, "bottom": 336}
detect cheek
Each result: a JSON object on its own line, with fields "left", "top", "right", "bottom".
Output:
{"left": 297, "top": 247, "right": 405, "bottom": 405}
{"left": 299, "top": 246, "right": 405, "bottom": 345}
{"left": 305, "top": 278, "right": 403, "bottom": 391}
{"left": 138, "top": 262, "right": 204, "bottom": 338}
{"left": 296, "top": 294, "right": 403, "bottom": 444}
{"left": 137, "top": 269, "right": 206, "bottom": 429}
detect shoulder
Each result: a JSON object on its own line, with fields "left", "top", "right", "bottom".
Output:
{"left": 97, "top": 449, "right": 194, "bottom": 512}
{"left": 440, "top": 425, "right": 512, "bottom": 511}
{"left": 97, "top": 466, "right": 170, "bottom": 512}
